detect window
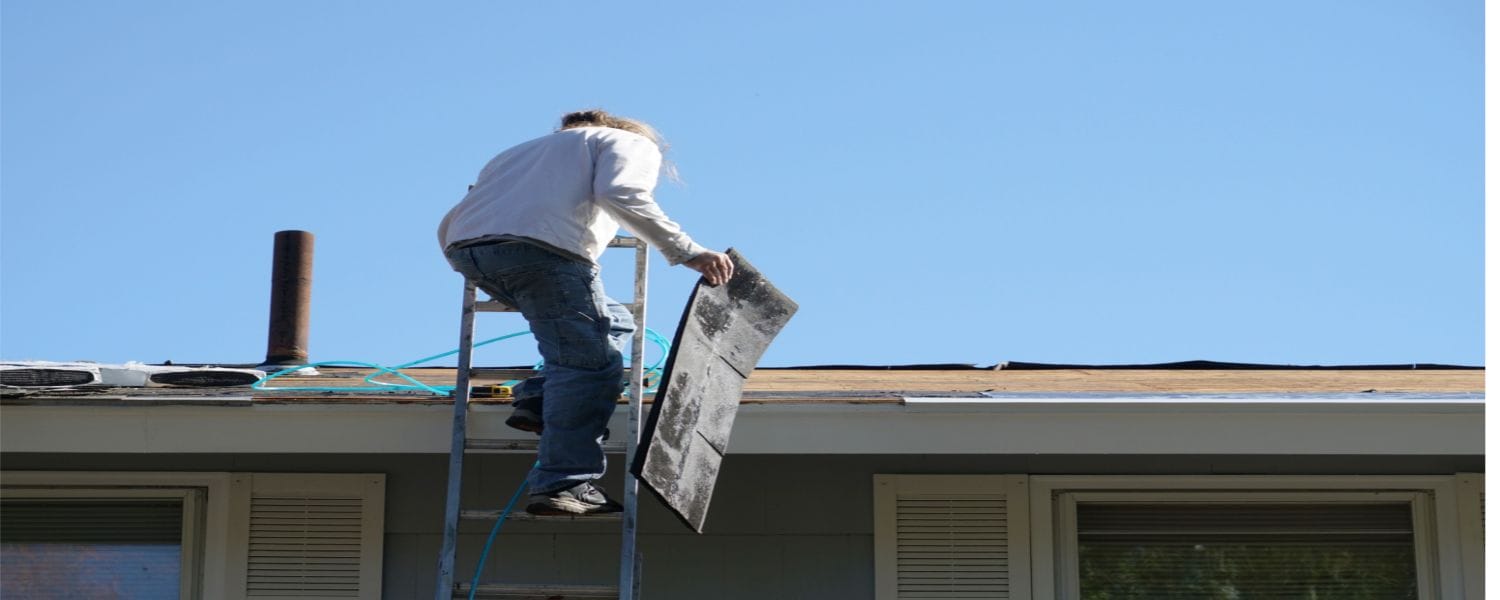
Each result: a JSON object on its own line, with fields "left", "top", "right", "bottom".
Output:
{"left": 1073, "top": 500, "right": 1419, "bottom": 598}
{"left": 1031, "top": 476, "right": 1477, "bottom": 600}
{"left": 877, "top": 475, "right": 1479, "bottom": 599}
{"left": 1, "top": 471, "right": 385, "bottom": 600}
{"left": 1, "top": 489, "right": 205, "bottom": 599}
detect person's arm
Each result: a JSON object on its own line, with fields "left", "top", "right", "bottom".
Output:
{"left": 593, "top": 132, "right": 732, "bottom": 285}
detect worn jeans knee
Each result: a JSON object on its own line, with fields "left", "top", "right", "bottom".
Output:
{"left": 511, "top": 300, "right": 635, "bottom": 415}
{"left": 443, "top": 240, "right": 630, "bottom": 493}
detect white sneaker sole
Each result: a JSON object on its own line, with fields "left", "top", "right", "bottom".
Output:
{"left": 527, "top": 496, "right": 621, "bottom": 516}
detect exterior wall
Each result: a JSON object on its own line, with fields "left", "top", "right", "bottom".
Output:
{"left": 3, "top": 453, "right": 1482, "bottom": 600}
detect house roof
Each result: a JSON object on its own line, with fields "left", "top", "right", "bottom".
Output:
{"left": 1, "top": 364, "right": 1482, "bottom": 406}
{"left": 1, "top": 364, "right": 1482, "bottom": 456}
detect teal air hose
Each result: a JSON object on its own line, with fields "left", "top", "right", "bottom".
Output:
{"left": 253, "top": 329, "right": 667, "bottom": 593}
{"left": 251, "top": 328, "right": 671, "bottom": 394}
{"left": 468, "top": 462, "right": 537, "bottom": 600}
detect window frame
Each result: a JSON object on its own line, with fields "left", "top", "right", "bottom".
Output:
{"left": 1, "top": 487, "right": 206, "bottom": 597}
{"left": 1453, "top": 473, "right": 1483, "bottom": 599}
{"left": 1029, "top": 475, "right": 1472, "bottom": 600}
{"left": 1057, "top": 490, "right": 1435, "bottom": 599}
{"left": 1, "top": 471, "right": 387, "bottom": 600}
{"left": 0, "top": 471, "right": 238, "bottom": 599}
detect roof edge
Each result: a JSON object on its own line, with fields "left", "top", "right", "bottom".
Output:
{"left": 773, "top": 360, "right": 1483, "bottom": 371}
{"left": 91, "top": 360, "right": 1484, "bottom": 372}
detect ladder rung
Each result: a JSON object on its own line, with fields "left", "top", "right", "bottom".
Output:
{"left": 461, "top": 509, "right": 622, "bottom": 523}
{"left": 465, "top": 438, "right": 628, "bottom": 453}
{"left": 607, "top": 236, "right": 641, "bottom": 248}
{"left": 477, "top": 301, "right": 638, "bottom": 314}
{"left": 443, "top": 233, "right": 646, "bottom": 600}
{"left": 476, "top": 300, "right": 518, "bottom": 313}
{"left": 456, "top": 583, "right": 619, "bottom": 599}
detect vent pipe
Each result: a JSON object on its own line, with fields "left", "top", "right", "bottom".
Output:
{"left": 262, "top": 230, "right": 315, "bottom": 368}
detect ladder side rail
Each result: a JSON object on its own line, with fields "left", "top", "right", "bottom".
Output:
{"left": 435, "top": 281, "right": 480, "bottom": 600}
{"left": 618, "top": 239, "right": 648, "bottom": 600}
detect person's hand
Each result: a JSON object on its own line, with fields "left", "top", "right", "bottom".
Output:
{"left": 684, "top": 251, "right": 734, "bottom": 286}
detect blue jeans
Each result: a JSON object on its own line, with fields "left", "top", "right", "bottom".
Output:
{"left": 445, "top": 241, "right": 635, "bottom": 494}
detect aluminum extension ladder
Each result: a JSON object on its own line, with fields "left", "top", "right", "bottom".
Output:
{"left": 435, "top": 235, "right": 649, "bottom": 600}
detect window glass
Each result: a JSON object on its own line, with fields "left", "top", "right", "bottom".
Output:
{"left": 1076, "top": 502, "right": 1417, "bottom": 599}
{"left": 1, "top": 499, "right": 184, "bottom": 599}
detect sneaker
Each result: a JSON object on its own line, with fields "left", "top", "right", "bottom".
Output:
{"left": 504, "top": 407, "right": 543, "bottom": 434}
{"left": 526, "top": 481, "right": 623, "bottom": 516}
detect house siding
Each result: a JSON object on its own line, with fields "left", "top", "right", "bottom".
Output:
{"left": 3, "top": 453, "right": 1481, "bottom": 599}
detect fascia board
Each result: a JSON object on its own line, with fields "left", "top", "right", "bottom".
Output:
{"left": 0, "top": 396, "right": 1483, "bottom": 455}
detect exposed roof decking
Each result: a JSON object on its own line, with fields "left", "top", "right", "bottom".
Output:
{"left": 263, "top": 367, "right": 1485, "bottom": 402}
{"left": 0, "top": 367, "right": 1483, "bottom": 406}
{"left": 738, "top": 368, "right": 1482, "bottom": 395}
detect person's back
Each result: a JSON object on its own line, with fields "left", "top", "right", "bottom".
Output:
{"left": 440, "top": 109, "right": 732, "bottom": 515}
{"left": 439, "top": 130, "right": 598, "bottom": 257}
{"left": 441, "top": 115, "right": 709, "bottom": 268}
{"left": 441, "top": 126, "right": 677, "bottom": 264}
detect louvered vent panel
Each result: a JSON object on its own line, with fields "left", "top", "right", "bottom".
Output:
{"left": 895, "top": 494, "right": 1008, "bottom": 599}
{"left": 248, "top": 495, "right": 364, "bottom": 598}
{"left": 0, "top": 367, "right": 99, "bottom": 387}
{"left": 149, "top": 369, "right": 261, "bottom": 387}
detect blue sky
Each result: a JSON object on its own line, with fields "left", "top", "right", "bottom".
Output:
{"left": 1, "top": 1, "right": 1483, "bottom": 368}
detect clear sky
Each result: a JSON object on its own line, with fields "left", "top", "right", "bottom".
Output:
{"left": 1, "top": 1, "right": 1483, "bottom": 368}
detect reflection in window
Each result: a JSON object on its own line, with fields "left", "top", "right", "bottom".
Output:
{"left": 1, "top": 500, "right": 184, "bottom": 599}
{"left": 1077, "top": 503, "right": 1417, "bottom": 599}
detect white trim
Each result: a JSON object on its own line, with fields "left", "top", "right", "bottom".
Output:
{"left": 1, "top": 398, "right": 1483, "bottom": 455}
{"left": 224, "top": 474, "right": 251, "bottom": 598}
{"left": 1011, "top": 475, "right": 1032, "bottom": 599}
{"left": 1051, "top": 489, "right": 1078, "bottom": 600}
{"left": 1028, "top": 477, "right": 1058, "bottom": 600}
{"left": 0, "top": 471, "right": 238, "bottom": 599}
{"left": 1412, "top": 490, "right": 1440, "bottom": 599}
{"left": 182, "top": 487, "right": 207, "bottom": 598}
{"left": 1029, "top": 475, "right": 1470, "bottom": 600}
{"left": 872, "top": 474, "right": 1030, "bottom": 600}
{"left": 872, "top": 476, "right": 897, "bottom": 597}
{"left": 1455, "top": 473, "right": 1484, "bottom": 598}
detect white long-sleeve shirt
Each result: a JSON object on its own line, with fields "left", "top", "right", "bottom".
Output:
{"left": 438, "top": 126, "right": 707, "bottom": 265}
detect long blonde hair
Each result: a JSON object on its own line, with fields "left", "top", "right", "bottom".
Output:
{"left": 559, "top": 109, "right": 679, "bottom": 181}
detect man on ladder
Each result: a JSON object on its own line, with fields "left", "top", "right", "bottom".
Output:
{"left": 438, "top": 109, "right": 733, "bottom": 516}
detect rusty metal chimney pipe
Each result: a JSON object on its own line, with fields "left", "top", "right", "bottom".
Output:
{"left": 263, "top": 230, "right": 314, "bottom": 366}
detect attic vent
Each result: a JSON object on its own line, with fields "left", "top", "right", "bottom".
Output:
{"left": 895, "top": 494, "right": 1010, "bottom": 598}
{"left": 247, "top": 495, "right": 364, "bottom": 598}
{"left": 0, "top": 367, "right": 99, "bottom": 387}
{"left": 150, "top": 369, "right": 261, "bottom": 387}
